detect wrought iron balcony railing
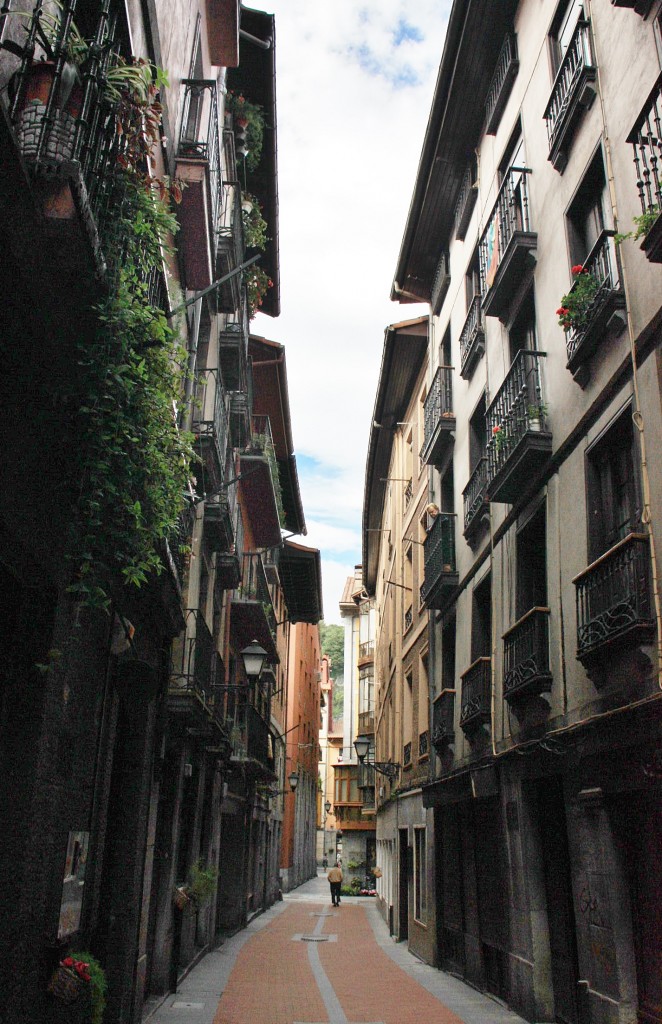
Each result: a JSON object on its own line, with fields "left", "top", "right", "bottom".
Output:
{"left": 420, "top": 366, "right": 455, "bottom": 464}
{"left": 485, "top": 33, "right": 519, "bottom": 135}
{"left": 217, "top": 184, "right": 244, "bottom": 309}
{"left": 544, "top": 20, "right": 597, "bottom": 170}
{"left": 404, "top": 605, "right": 413, "bottom": 633}
{"left": 432, "top": 690, "right": 455, "bottom": 753}
{"left": 463, "top": 457, "right": 489, "bottom": 538}
{"left": 178, "top": 79, "right": 222, "bottom": 238}
{"left": 421, "top": 513, "right": 458, "bottom": 609}
{"left": 166, "top": 502, "right": 196, "bottom": 590}
{"left": 170, "top": 609, "right": 216, "bottom": 706}
{"left": 459, "top": 295, "right": 485, "bottom": 379}
{"left": 574, "top": 533, "right": 655, "bottom": 667}
{"left": 245, "top": 413, "right": 285, "bottom": 527}
{"left": 404, "top": 478, "right": 413, "bottom": 510}
{"left": 231, "top": 552, "right": 277, "bottom": 659}
{"left": 503, "top": 607, "right": 552, "bottom": 702}
{"left": 627, "top": 74, "right": 662, "bottom": 262}
{"left": 564, "top": 230, "right": 625, "bottom": 382}
{"left": 479, "top": 167, "right": 536, "bottom": 319}
{"left": 358, "top": 710, "right": 375, "bottom": 735}
{"left": 485, "top": 350, "right": 551, "bottom": 503}
{"left": 431, "top": 251, "right": 451, "bottom": 314}
{"left": 216, "top": 686, "right": 272, "bottom": 767}
{"left": 454, "top": 161, "right": 478, "bottom": 241}
{"left": 192, "top": 367, "right": 230, "bottom": 493}
{"left": 459, "top": 657, "right": 491, "bottom": 734}
{"left": 359, "top": 639, "right": 375, "bottom": 660}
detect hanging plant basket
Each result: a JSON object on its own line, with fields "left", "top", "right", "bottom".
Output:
{"left": 47, "top": 964, "right": 86, "bottom": 1004}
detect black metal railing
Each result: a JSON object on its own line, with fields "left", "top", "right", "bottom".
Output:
{"left": 170, "top": 609, "right": 216, "bottom": 705}
{"left": 463, "top": 457, "right": 488, "bottom": 534}
{"left": 419, "top": 730, "right": 429, "bottom": 758}
{"left": 178, "top": 78, "right": 221, "bottom": 239}
{"left": 422, "top": 366, "right": 453, "bottom": 456}
{"left": 454, "top": 161, "right": 478, "bottom": 240}
{"left": 404, "top": 478, "right": 413, "bottom": 510}
{"left": 627, "top": 75, "right": 662, "bottom": 225}
{"left": 479, "top": 167, "right": 533, "bottom": 298}
{"left": 574, "top": 534, "right": 655, "bottom": 661}
{"left": 544, "top": 20, "right": 596, "bottom": 153}
{"left": 246, "top": 414, "right": 284, "bottom": 524}
{"left": 218, "top": 183, "right": 244, "bottom": 270}
{"left": 485, "top": 350, "right": 548, "bottom": 480}
{"left": 403, "top": 741, "right": 412, "bottom": 766}
{"left": 432, "top": 690, "right": 455, "bottom": 751}
{"left": 421, "top": 513, "right": 457, "bottom": 603}
{"left": 215, "top": 686, "right": 270, "bottom": 765}
{"left": 192, "top": 367, "right": 230, "bottom": 480}
{"left": 565, "top": 230, "right": 622, "bottom": 365}
{"left": 236, "top": 552, "right": 276, "bottom": 636}
{"left": 168, "top": 501, "right": 197, "bottom": 586}
{"left": 485, "top": 33, "right": 519, "bottom": 134}
{"left": 459, "top": 658, "right": 491, "bottom": 732}
{"left": 459, "top": 295, "right": 484, "bottom": 377}
{"left": 503, "top": 607, "right": 552, "bottom": 700}
{"left": 431, "top": 251, "right": 450, "bottom": 312}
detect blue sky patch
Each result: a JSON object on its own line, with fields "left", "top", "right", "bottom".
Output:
{"left": 393, "top": 18, "right": 424, "bottom": 47}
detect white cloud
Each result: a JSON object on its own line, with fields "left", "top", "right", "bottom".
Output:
{"left": 248, "top": 1, "right": 451, "bottom": 615}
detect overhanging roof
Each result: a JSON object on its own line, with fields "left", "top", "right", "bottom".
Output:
{"left": 278, "top": 541, "right": 323, "bottom": 624}
{"left": 228, "top": 6, "right": 280, "bottom": 316}
{"left": 392, "top": 0, "right": 519, "bottom": 304}
{"left": 362, "top": 317, "right": 428, "bottom": 595}
{"left": 249, "top": 334, "right": 306, "bottom": 536}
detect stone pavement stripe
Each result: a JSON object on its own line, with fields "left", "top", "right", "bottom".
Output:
{"left": 304, "top": 908, "right": 348, "bottom": 1024}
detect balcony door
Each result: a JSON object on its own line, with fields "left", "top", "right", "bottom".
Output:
{"left": 516, "top": 504, "right": 547, "bottom": 619}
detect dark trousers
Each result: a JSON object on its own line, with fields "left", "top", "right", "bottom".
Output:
{"left": 329, "top": 881, "right": 341, "bottom": 905}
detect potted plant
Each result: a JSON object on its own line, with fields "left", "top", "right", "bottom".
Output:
{"left": 187, "top": 860, "right": 217, "bottom": 909}
{"left": 556, "top": 264, "right": 599, "bottom": 333}
{"left": 241, "top": 191, "right": 268, "bottom": 251}
{"left": 526, "top": 402, "right": 547, "bottom": 431}
{"left": 225, "top": 90, "right": 265, "bottom": 171}
{"left": 245, "top": 264, "right": 273, "bottom": 319}
{"left": 48, "top": 951, "right": 106, "bottom": 1024}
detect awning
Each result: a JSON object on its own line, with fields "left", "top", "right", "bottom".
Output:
{"left": 278, "top": 541, "right": 323, "bottom": 624}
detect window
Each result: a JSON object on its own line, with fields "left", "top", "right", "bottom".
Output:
{"left": 549, "top": 1, "right": 584, "bottom": 75}
{"left": 439, "top": 325, "right": 452, "bottom": 369}
{"left": 419, "top": 650, "right": 429, "bottom": 733}
{"left": 441, "top": 614, "right": 457, "bottom": 690}
{"left": 509, "top": 287, "right": 537, "bottom": 363}
{"left": 404, "top": 670, "right": 413, "bottom": 757}
{"left": 516, "top": 504, "right": 547, "bottom": 618}
{"left": 471, "top": 573, "right": 492, "bottom": 662}
{"left": 334, "top": 767, "right": 358, "bottom": 804}
{"left": 566, "top": 150, "right": 608, "bottom": 266}
{"left": 441, "top": 464, "right": 454, "bottom": 514}
{"left": 466, "top": 250, "right": 481, "bottom": 309}
{"left": 414, "top": 827, "right": 427, "bottom": 922}
{"left": 586, "top": 408, "right": 640, "bottom": 561}
{"left": 469, "top": 394, "right": 487, "bottom": 473}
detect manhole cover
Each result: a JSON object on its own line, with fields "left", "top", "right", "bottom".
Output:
{"left": 300, "top": 935, "right": 329, "bottom": 942}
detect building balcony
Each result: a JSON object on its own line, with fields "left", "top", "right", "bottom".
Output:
{"left": 216, "top": 184, "right": 244, "bottom": 312}
{"left": 564, "top": 231, "right": 626, "bottom": 385}
{"left": 486, "top": 350, "right": 552, "bottom": 504}
{"left": 421, "top": 513, "right": 458, "bottom": 610}
{"left": 611, "top": 0, "right": 653, "bottom": 14}
{"left": 544, "top": 20, "right": 597, "bottom": 172}
{"left": 219, "top": 302, "right": 249, "bottom": 392}
{"left": 240, "top": 415, "right": 283, "bottom": 549}
{"left": 217, "top": 686, "right": 274, "bottom": 775}
{"left": 169, "top": 609, "right": 220, "bottom": 734}
{"left": 230, "top": 552, "right": 278, "bottom": 660}
{"left": 485, "top": 33, "right": 520, "bottom": 135}
{"left": 454, "top": 161, "right": 478, "bottom": 241}
{"left": 502, "top": 607, "right": 552, "bottom": 703}
{"left": 358, "top": 710, "right": 375, "bottom": 735}
{"left": 463, "top": 457, "right": 490, "bottom": 539}
{"left": 204, "top": 486, "right": 235, "bottom": 555}
{"left": 431, "top": 251, "right": 451, "bottom": 314}
{"left": 176, "top": 79, "right": 221, "bottom": 291}
{"left": 574, "top": 533, "right": 656, "bottom": 671}
{"left": 164, "top": 503, "right": 196, "bottom": 595}
{"left": 479, "top": 167, "right": 536, "bottom": 321}
{"left": 228, "top": 360, "right": 253, "bottom": 448}
{"left": 358, "top": 761, "right": 375, "bottom": 789}
{"left": 420, "top": 366, "right": 455, "bottom": 465}
{"left": 358, "top": 639, "right": 375, "bottom": 664}
{"left": 627, "top": 75, "right": 662, "bottom": 263}
{"left": 192, "top": 368, "right": 230, "bottom": 495}
{"left": 459, "top": 658, "right": 491, "bottom": 736}
{"left": 459, "top": 295, "right": 485, "bottom": 380}
{"left": 432, "top": 690, "right": 455, "bottom": 753}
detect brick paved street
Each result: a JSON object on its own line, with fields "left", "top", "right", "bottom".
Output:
{"left": 144, "top": 873, "right": 527, "bottom": 1024}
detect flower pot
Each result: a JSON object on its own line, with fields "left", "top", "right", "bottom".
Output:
{"left": 14, "top": 60, "right": 83, "bottom": 165}
{"left": 47, "top": 965, "right": 86, "bottom": 1004}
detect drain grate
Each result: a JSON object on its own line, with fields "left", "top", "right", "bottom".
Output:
{"left": 301, "top": 935, "right": 329, "bottom": 942}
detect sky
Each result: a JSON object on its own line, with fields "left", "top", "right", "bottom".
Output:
{"left": 249, "top": 1, "right": 452, "bottom": 624}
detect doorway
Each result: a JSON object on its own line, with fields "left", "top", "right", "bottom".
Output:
{"left": 398, "top": 828, "right": 409, "bottom": 940}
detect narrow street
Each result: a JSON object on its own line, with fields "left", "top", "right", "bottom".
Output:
{"left": 145, "top": 873, "right": 527, "bottom": 1024}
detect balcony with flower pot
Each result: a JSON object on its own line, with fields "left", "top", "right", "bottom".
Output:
{"left": 230, "top": 552, "right": 278, "bottom": 661}
{"left": 420, "top": 365, "right": 455, "bottom": 466}
{"left": 176, "top": 78, "right": 221, "bottom": 291}
{"left": 240, "top": 414, "right": 284, "bottom": 549}
{"left": 459, "top": 658, "right": 491, "bottom": 737}
{"left": 544, "top": 19, "right": 597, "bottom": 172}
{"left": 421, "top": 513, "right": 458, "bottom": 610}
{"left": 502, "top": 607, "right": 552, "bottom": 704}
{"left": 479, "top": 166, "right": 536, "bottom": 321}
{"left": 485, "top": 350, "right": 552, "bottom": 504}
{"left": 627, "top": 75, "right": 662, "bottom": 263}
{"left": 463, "top": 456, "right": 490, "bottom": 540}
{"left": 169, "top": 609, "right": 223, "bottom": 736}
{"left": 573, "top": 533, "right": 656, "bottom": 681}
{"left": 560, "top": 234, "right": 626, "bottom": 385}
{"left": 192, "top": 367, "right": 230, "bottom": 496}
{"left": 459, "top": 295, "right": 485, "bottom": 380}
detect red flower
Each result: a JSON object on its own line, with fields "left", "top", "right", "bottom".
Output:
{"left": 61, "top": 957, "right": 74, "bottom": 968}
{"left": 571, "top": 264, "right": 584, "bottom": 274}
{"left": 492, "top": 425, "right": 501, "bottom": 435}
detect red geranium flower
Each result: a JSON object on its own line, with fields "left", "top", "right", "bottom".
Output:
{"left": 571, "top": 264, "right": 584, "bottom": 274}
{"left": 62, "top": 957, "right": 74, "bottom": 968}
{"left": 492, "top": 425, "right": 501, "bottom": 435}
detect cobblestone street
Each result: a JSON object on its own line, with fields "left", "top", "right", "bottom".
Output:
{"left": 145, "top": 873, "right": 527, "bottom": 1024}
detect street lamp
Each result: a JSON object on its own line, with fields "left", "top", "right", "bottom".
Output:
{"left": 270, "top": 771, "right": 299, "bottom": 796}
{"left": 353, "top": 736, "right": 401, "bottom": 782}
{"left": 240, "top": 640, "right": 267, "bottom": 680}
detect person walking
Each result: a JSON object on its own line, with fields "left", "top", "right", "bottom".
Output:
{"left": 327, "top": 862, "right": 342, "bottom": 906}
